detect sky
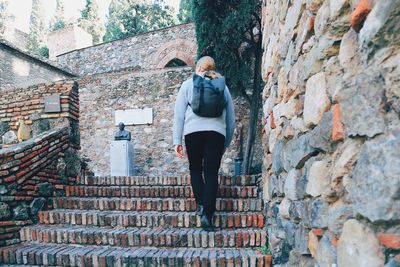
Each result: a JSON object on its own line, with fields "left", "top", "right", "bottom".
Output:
{"left": 7, "top": 0, "right": 181, "bottom": 33}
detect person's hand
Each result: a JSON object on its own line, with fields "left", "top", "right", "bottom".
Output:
{"left": 175, "top": 145, "right": 185, "bottom": 158}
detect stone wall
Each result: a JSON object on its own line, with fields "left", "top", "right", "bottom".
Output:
{"left": 261, "top": 0, "right": 400, "bottom": 265}
{"left": 78, "top": 66, "right": 262, "bottom": 177}
{"left": 48, "top": 24, "right": 93, "bottom": 61}
{"left": 1, "top": 21, "right": 28, "bottom": 51}
{"left": 56, "top": 23, "right": 197, "bottom": 76}
{"left": 0, "top": 80, "right": 79, "bottom": 147}
{"left": 0, "top": 128, "right": 79, "bottom": 246}
{"left": 0, "top": 40, "right": 75, "bottom": 91}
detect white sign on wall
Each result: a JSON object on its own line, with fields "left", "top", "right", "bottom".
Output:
{"left": 115, "top": 108, "right": 153, "bottom": 126}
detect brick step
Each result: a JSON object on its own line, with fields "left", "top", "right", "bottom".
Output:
{"left": 65, "top": 185, "right": 260, "bottom": 198}
{"left": 0, "top": 243, "right": 271, "bottom": 267}
{"left": 77, "top": 175, "right": 261, "bottom": 187}
{"left": 52, "top": 197, "right": 263, "bottom": 212}
{"left": 20, "top": 225, "right": 267, "bottom": 248}
{"left": 39, "top": 210, "right": 265, "bottom": 229}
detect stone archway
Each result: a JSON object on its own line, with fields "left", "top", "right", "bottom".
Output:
{"left": 151, "top": 39, "right": 197, "bottom": 69}
{"left": 164, "top": 58, "right": 187, "bottom": 67}
{"left": 156, "top": 50, "right": 194, "bottom": 68}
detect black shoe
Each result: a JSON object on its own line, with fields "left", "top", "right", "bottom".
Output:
{"left": 201, "top": 214, "right": 214, "bottom": 231}
{"left": 196, "top": 205, "right": 204, "bottom": 216}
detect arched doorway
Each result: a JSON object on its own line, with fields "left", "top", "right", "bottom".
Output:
{"left": 164, "top": 58, "right": 188, "bottom": 68}
{"left": 151, "top": 39, "right": 197, "bottom": 69}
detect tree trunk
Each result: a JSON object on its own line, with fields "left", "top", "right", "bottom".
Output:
{"left": 243, "top": 40, "right": 263, "bottom": 175}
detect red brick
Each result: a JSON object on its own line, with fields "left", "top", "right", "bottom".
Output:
{"left": 351, "top": 0, "right": 372, "bottom": 32}
{"left": 307, "top": 16, "right": 315, "bottom": 32}
{"left": 21, "top": 151, "right": 39, "bottom": 163}
{"left": 257, "top": 214, "right": 264, "bottom": 228}
{"left": 331, "top": 236, "right": 338, "bottom": 247}
{"left": 378, "top": 233, "right": 400, "bottom": 249}
{"left": 269, "top": 112, "right": 276, "bottom": 129}
{"left": 332, "top": 104, "right": 345, "bottom": 141}
{"left": 264, "top": 255, "right": 272, "bottom": 267}
{"left": 4, "top": 175, "right": 16, "bottom": 183}
{"left": 312, "top": 229, "right": 324, "bottom": 237}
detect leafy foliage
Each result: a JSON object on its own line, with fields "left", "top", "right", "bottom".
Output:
{"left": 37, "top": 46, "right": 49, "bottom": 58}
{"left": 192, "top": 0, "right": 263, "bottom": 174}
{"left": 27, "top": 0, "right": 48, "bottom": 56}
{"left": 192, "top": 0, "right": 261, "bottom": 97}
{"left": 49, "top": 0, "right": 66, "bottom": 32}
{"left": 178, "top": 0, "right": 193, "bottom": 23}
{"left": 104, "top": 0, "right": 176, "bottom": 42}
{"left": 258, "top": 246, "right": 271, "bottom": 255}
{"left": 79, "top": 0, "right": 105, "bottom": 44}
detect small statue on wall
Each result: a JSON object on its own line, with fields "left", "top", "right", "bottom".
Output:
{"left": 114, "top": 122, "right": 131, "bottom": 141}
{"left": 17, "top": 119, "right": 31, "bottom": 143}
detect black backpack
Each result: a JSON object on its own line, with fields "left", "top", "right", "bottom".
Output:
{"left": 189, "top": 74, "right": 226, "bottom": 118}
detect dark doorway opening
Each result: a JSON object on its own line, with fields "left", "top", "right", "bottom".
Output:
{"left": 164, "top": 58, "right": 187, "bottom": 68}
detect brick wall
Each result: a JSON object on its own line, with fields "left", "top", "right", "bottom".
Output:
{"left": 0, "top": 80, "right": 82, "bottom": 246}
{"left": 0, "top": 128, "right": 78, "bottom": 246}
{"left": 56, "top": 23, "right": 197, "bottom": 76}
{"left": 261, "top": 0, "right": 400, "bottom": 265}
{"left": 0, "top": 80, "right": 79, "bottom": 139}
{"left": 78, "top": 66, "right": 262, "bottom": 177}
{"left": 0, "top": 40, "right": 75, "bottom": 91}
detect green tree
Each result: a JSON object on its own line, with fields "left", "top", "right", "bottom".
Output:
{"left": 0, "top": 0, "right": 10, "bottom": 34}
{"left": 27, "top": 0, "right": 48, "bottom": 57}
{"left": 104, "top": 0, "right": 176, "bottom": 42}
{"left": 193, "top": 0, "right": 263, "bottom": 174}
{"left": 50, "top": 0, "right": 66, "bottom": 32}
{"left": 177, "top": 0, "right": 192, "bottom": 23}
{"left": 79, "top": 0, "right": 105, "bottom": 44}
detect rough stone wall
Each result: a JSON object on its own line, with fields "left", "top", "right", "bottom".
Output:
{"left": 78, "top": 66, "right": 260, "bottom": 177}
{"left": 56, "top": 23, "right": 197, "bottom": 76}
{"left": 0, "top": 80, "right": 79, "bottom": 146}
{"left": 261, "top": 0, "right": 400, "bottom": 265}
{"left": 0, "top": 41, "right": 75, "bottom": 91}
{"left": 0, "top": 128, "right": 79, "bottom": 246}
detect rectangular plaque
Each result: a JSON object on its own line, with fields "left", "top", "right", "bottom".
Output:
{"left": 115, "top": 108, "right": 153, "bottom": 126}
{"left": 44, "top": 94, "right": 61, "bottom": 113}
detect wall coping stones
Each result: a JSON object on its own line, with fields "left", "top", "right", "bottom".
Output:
{"left": 0, "top": 38, "right": 76, "bottom": 77}
{"left": 56, "top": 22, "right": 195, "bottom": 58}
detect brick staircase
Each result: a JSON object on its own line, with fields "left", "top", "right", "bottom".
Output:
{"left": 0, "top": 175, "right": 271, "bottom": 266}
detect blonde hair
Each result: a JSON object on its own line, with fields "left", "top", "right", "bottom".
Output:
{"left": 197, "top": 56, "right": 222, "bottom": 79}
{"left": 204, "top": 70, "right": 222, "bottom": 79}
{"left": 196, "top": 56, "right": 216, "bottom": 71}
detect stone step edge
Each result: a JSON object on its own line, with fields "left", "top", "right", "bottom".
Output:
{"left": 52, "top": 197, "right": 264, "bottom": 202}
{"left": 20, "top": 225, "right": 267, "bottom": 248}
{"left": 52, "top": 197, "right": 264, "bottom": 212}
{"left": 77, "top": 175, "right": 262, "bottom": 186}
{"left": 67, "top": 185, "right": 260, "bottom": 188}
{"left": 0, "top": 243, "right": 271, "bottom": 267}
{"left": 65, "top": 185, "right": 261, "bottom": 198}
{"left": 40, "top": 209, "right": 264, "bottom": 216}
{"left": 39, "top": 210, "right": 265, "bottom": 229}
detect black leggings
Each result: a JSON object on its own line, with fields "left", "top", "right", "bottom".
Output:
{"left": 185, "top": 131, "right": 225, "bottom": 218}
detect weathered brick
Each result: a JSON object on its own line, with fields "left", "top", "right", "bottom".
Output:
{"left": 378, "top": 233, "right": 400, "bottom": 249}
{"left": 350, "top": 0, "right": 372, "bottom": 32}
{"left": 332, "top": 104, "right": 345, "bottom": 141}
